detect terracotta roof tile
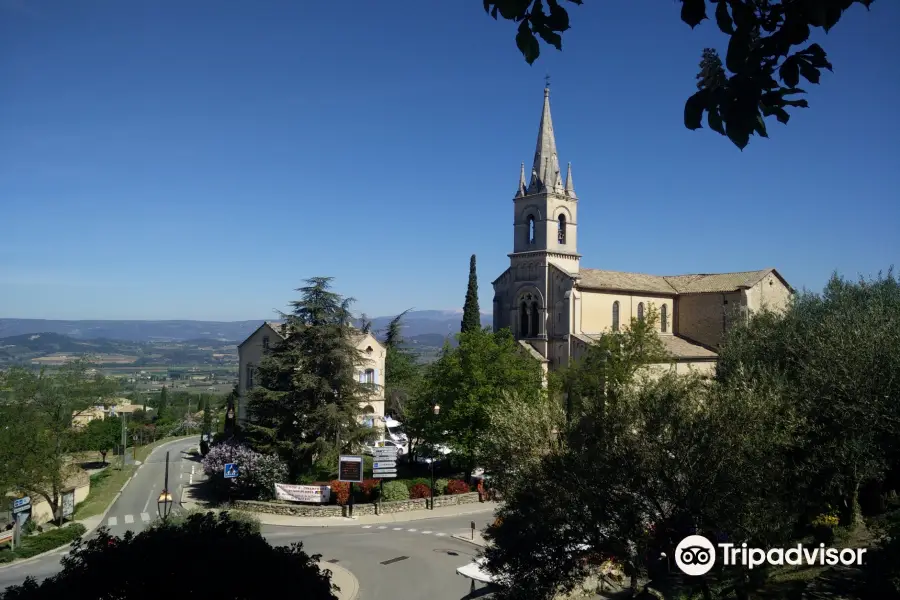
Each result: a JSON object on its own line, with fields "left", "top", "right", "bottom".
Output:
{"left": 576, "top": 268, "right": 776, "bottom": 295}
{"left": 579, "top": 333, "right": 716, "bottom": 360}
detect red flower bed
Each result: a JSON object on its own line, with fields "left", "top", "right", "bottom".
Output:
{"left": 329, "top": 480, "right": 350, "bottom": 505}
{"left": 446, "top": 479, "right": 470, "bottom": 495}
{"left": 360, "top": 479, "right": 380, "bottom": 501}
{"left": 409, "top": 483, "right": 432, "bottom": 499}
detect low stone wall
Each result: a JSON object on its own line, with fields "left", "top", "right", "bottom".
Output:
{"left": 432, "top": 491, "right": 480, "bottom": 508}
{"left": 233, "top": 491, "right": 482, "bottom": 518}
{"left": 232, "top": 500, "right": 344, "bottom": 518}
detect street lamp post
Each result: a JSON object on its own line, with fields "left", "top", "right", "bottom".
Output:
{"left": 157, "top": 451, "right": 173, "bottom": 520}
{"left": 430, "top": 404, "right": 440, "bottom": 510}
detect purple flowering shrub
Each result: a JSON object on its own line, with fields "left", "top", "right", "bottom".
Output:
{"left": 201, "top": 441, "right": 288, "bottom": 501}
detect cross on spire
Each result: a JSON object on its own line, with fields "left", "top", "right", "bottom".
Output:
{"left": 545, "top": 73, "right": 551, "bottom": 88}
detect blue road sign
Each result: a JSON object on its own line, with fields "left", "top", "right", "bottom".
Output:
{"left": 224, "top": 463, "right": 239, "bottom": 479}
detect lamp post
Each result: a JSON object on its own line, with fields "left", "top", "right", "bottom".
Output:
{"left": 157, "top": 451, "right": 173, "bottom": 520}
{"left": 430, "top": 403, "right": 440, "bottom": 510}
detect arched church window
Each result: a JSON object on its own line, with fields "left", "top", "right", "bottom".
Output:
{"left": 530, "top": 301, "right": 539, "bottom": 337}
{"left": 527, "top": 215, "right": 536, "bottom": 245}
{"left": 637, "top": 303, "right": 645, "bottom": 322}
{"left": 558, "top": 214, "right": 566, "bottom": 244}
{"left": 520, "top": 301, "right": 529, "bottom": 337}
{"left": 661, "top": 304, "right": 668, "bottom": 333}
{"left": 612, "top": 301, "right": 620, "bottom": 331}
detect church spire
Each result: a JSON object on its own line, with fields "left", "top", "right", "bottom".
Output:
{"left": 515, "top": 162, "right": 526, "bottom": 198}
{"left": 564, "top": 162, "right": 575, "bottom": 197}
{"left": 528, "top": 85, "right": 561, "bottom": 194}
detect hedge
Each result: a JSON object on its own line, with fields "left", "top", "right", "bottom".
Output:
{"left": 0, "top": 523, "right": 87, "bottom": 563}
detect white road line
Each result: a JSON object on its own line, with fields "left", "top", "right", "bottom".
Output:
{"left": 189, "top": 475, "right": 193, "bottom": 484}
{"left": 422, "top": 531, "right": 432, "bottom": 534}
{"left": 362, "top": 525, "right": 372, "bottom": 529}
{"left": 407, "top": 528, "right": 417, "bottom": 532}
{"left": 179, "top": 473, "right": 183, "bottom": 479}
{"left": 124, "top": 514, "right": 134, "bottom": 524}
{"left": 107, "top": 516, "right": 118, "bottom": 527}
{"left": 377, "top": 525, "right": 387, "bottom": 529}
{"left": 191, "top": 465, "right": 195, "bottom": 475}
{"left": 141, "top": 512, "right": 151, "bottom": 522}
{"left": 435, "top": 533, "right": 447, "bottom": 537}
{"left": 393, "top": 527, "right": 403, "bottom": 530}
{"left": 142, "top": 492, "right": 153, "bottom": 514}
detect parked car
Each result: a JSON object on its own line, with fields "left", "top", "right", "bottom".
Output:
{"left": 362, "top": 439, "right": 407, "bottom": 456}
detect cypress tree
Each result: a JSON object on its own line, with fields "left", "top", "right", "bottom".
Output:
{"left": 461, "top": 254, "right": 481, "bottom": 333}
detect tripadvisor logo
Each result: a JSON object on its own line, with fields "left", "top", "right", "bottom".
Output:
{"left": 674, "top": 535, "right": 867, "bottom": 576}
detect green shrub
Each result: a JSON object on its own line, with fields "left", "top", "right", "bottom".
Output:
{"left": 156, "top": 509, "right": 261, "bottom": 534}
{"left": 0, "top": 523, "right": 87, "bottom": 563}
{"left": 381, "top": 481, "right": 410, "bottom": 502}
{"left": 434, "top": 478, "right": 449, "bottom": 496}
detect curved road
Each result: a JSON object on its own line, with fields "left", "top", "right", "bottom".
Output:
{"left": 0, "top": 436, "right": 202, "bottom": 590}
{"left": 1, "top": 437, "right": 497, "bottom": 599}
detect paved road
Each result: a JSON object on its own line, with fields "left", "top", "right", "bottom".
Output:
{"left": 103, "top": 436, "right": 202, "bottom": 536}
{"left": 262, "top": 513, "right": 498, "bottom": 600}
{"left": 2, "top": 499, "right": 497, "bottom": 599}
{"left": 0, "top": 436, "right": 203, "bottom": 591}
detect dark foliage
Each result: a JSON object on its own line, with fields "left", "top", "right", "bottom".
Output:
{"left": 483, "top": 0, "right": 875, "bottom": 148}
{"left": 0, "top": 512, "right": 336, "bottom": 600}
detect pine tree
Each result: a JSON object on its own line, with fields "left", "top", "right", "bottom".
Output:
{"left": 461, "top": 254, "right": 481, "bottom": 333}
{"left": 245, "top": 277, "right": 371, "bottom": 478}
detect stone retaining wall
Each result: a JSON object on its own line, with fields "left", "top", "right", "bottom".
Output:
{"left": 233, "top": 491, "right": 482, "bottom": 518}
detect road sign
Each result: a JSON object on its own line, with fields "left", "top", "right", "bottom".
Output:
{"left": 374, "top": 447, "right": 398, "bottom": 454}
{"left": 11, "top": 497, "right": 30, "bottom": 514}
{"left": 373, "top": 461, "right": 397, "bottom": 469}
{"left": 373, "top": 469, "right": 398, "bottom": 478}
{"left": 224, "top": 463, "right": 239, "bottom": 479}
{"left": 374, "top": 452, "right": 398, "bottom": 460}
{"left": 338, "top": 455, "right": 364, "bottom": 483}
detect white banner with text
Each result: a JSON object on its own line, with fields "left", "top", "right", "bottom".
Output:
{"left": 274, "top": 483, "right": 331, "bottom": 504}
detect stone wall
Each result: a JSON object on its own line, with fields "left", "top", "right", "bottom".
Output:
{"left": 233, "top": 491, "right": 483, "bottom": 518}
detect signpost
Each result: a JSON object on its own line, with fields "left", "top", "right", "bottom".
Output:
{"left": 224, "top": 463, "right": 239, "bottom": 479}
{"left": 12, "top": 497, "right": 30, "bottom": 513}
{"left": 338, "top": 455, "right": 364, "bottom": 518}
{"left": 338, "top": 455, "right": 363, "bottom": 483}
{"left": 372, "top": 448, "right": 399, "bottom": 479}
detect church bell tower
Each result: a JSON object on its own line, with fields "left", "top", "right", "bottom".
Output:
{"left": 511, "top": 85, "right": 580, "bottom": 274}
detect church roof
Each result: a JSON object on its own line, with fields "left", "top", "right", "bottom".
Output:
{"left": 577, "top": 333, "right": 717, "bottom": 360}
{"left": 576, "top": 268, "right": 786, "bottom": 295}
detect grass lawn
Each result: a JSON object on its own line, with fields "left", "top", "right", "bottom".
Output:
{"left": 74, "top": 435, "right": 196, "bottom": 520}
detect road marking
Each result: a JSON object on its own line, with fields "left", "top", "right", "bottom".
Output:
{"left": 362, "top": 525, "right": 372, "bottom": 529}
{"left": 179, "top": 473, "right": 183, "bottom": 479}
{"left": 407, "top": 528, "right": 417, "bottom": 532}
{"left": 191, "top": 465, "right": 195, "bottom": 475}
{"left": 435, "top": 532, "right": 447, "bottom": 537}
{"left": 107, "top": 517, "right": 118, "bottom": 527}
{"left": 393, "top": 527, "right": 403, "bottom": 530}
{"left": 124, "top": 514, "right": 134, "bottom": 524}
{"left": 422, "top": 530, "right": 432, "bottom": 534}
{"left": 377, "top": 525, "right": 387, "bottom": 529}
{"left": 141, "top": 513, "right": 150, "bottom": 522}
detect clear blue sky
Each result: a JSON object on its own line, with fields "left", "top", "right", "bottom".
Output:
{"left": 1, "top": 0, "right": 897, "bottom": 321}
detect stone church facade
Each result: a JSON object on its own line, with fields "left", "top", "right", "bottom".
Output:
{"left": 492, "top": 86, "right": 794, "bottom": 375}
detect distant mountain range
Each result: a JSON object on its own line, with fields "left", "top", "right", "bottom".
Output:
{"left": 0, "top": 310, "right": 493, "bottom": 344}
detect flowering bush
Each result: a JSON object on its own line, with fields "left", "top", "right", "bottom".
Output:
{"left": 409, "top": 483, "right": 432, "bottom": 499}
{"left": 435, "top": 478, "right": 449, "bottom": 496}
{"left": 446, "top": 479, "right": 470, "bottom": 495}
{"left": 329, "top": 480, "right": 351, "bottom": 506}
{"left": 812, "top": 513, "right": 839, "bottom": 528}
{"left": 201, "top": 441, "right": 288, "bottom": 500}
{"left": 359, "top": 479, "right": 380, "bottom": 501}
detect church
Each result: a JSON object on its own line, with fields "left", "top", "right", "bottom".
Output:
{"left": 492, "top": 86, "right": 794, "bottom": 375}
